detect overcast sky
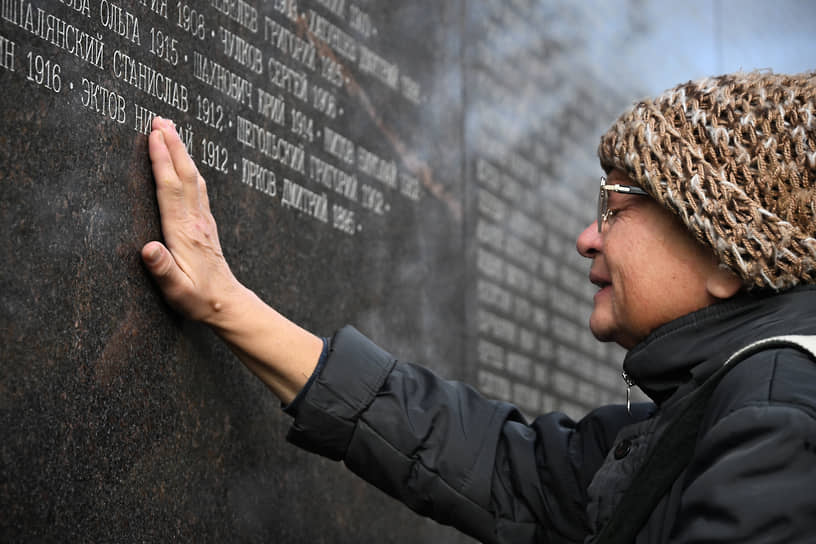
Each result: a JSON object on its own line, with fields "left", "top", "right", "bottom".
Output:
{"left": 581, "top": 0, "right": 816, "bottom": 96}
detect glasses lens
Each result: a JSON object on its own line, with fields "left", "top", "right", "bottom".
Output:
{"left": 597, "top": 176, "right": 607, "bottom": 232}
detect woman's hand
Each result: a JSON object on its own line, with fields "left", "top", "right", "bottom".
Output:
{"left": 141, "top": 117, "right": 246, "bottom": 326}
{"left": 140, "top": 117, "right": 322, "bottom": 403}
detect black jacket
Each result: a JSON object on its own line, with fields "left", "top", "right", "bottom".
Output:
{"left": 287, "top": 288, "right": 816, "bottom": 542}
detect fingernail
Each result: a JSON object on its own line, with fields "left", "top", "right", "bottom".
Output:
{"left": 147, "top": 246, "right": 161, "bottom": 264}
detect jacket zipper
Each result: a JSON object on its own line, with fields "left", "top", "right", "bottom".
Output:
{"left": 621, "top": 370, "right": 634, "bottom": 415}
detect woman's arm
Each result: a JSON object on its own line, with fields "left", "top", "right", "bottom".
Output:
{"left": 140, "top": 117, "right": 323, "bottom": 403}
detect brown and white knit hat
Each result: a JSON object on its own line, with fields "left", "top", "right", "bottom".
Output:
{"left": 598, "top": 71, "right": 816, "bottom": 290}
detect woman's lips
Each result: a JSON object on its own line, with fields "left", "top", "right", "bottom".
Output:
{"left": 589, "top": 273, "right": 611, "bottom": 301}
{"left": 589, "top": 273, "right": 611, "bottom": 289}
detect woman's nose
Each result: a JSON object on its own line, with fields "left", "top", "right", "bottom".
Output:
{"left": 576, "top": 221, "right": 602, "bottom": 258}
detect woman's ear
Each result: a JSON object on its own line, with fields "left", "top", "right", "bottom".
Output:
{"left": 706, "top": 266, "right": 743, "bottom": 299}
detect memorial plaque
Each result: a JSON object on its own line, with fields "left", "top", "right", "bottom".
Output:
{"left": 1, "top": 1, "right": 469, "bottom": 541}
{"left": 1, "top": 0, "right": 657, "bottom": 541}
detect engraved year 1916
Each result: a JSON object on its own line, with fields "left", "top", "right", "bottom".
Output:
{"left": 26, "top": 52, "right": 61, "bottom": 93}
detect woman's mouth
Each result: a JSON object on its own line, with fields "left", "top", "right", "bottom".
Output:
{"left": 589, "top": 273, "right": 611, "bottom": 290}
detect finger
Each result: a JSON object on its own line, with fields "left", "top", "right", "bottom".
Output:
{"left": 148, "top": 126, "right": 190, "bottom": 252}
{"left": 149, "top": 123, "right": 184, "bottom": 211}
{"left": 150, "top": 124, "right": 210, "bottom": 226}
{"left": 158, "top": 119, "right": 201, "bottom": 204}
{"left": 141, "top": 241, "right": 193, "bottom": 302}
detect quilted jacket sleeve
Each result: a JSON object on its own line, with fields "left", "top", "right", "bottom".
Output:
{"left": 286, "top": 326, "right": 647, "bottom": 543}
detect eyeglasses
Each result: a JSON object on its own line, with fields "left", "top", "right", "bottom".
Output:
{"left": 597, "top": 176, "right": 649, "bottom": 232}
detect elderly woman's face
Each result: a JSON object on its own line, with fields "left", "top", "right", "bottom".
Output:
{"left": 576, "top": 169, "right": 733, "bottom": 349}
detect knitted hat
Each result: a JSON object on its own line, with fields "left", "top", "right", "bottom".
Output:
{"left": 598, "top": 71, "right": 816, "bottom": 290}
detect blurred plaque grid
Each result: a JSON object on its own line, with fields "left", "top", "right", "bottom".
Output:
{"left": 463, "top": 0, "right": 630, "bottom": 420}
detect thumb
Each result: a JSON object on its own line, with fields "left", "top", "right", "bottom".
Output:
{"left": 141, "top": 241, "right": 190, "bottom": 296}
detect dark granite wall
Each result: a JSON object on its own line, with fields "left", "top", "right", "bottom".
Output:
{"left": 0, "top": 0, "right": 661, "bottom": 541}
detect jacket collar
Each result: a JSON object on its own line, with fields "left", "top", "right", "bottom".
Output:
{"left": 622, "top": 286, "right": 816, "bottom": 405}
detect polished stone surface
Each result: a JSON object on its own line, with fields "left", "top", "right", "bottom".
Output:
{"left": 1, "top": 1, "right": 469, "bottom": 541}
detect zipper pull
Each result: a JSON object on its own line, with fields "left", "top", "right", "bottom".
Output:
{"left": 621, "top": 370, "right": 634, "bottom": 415}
